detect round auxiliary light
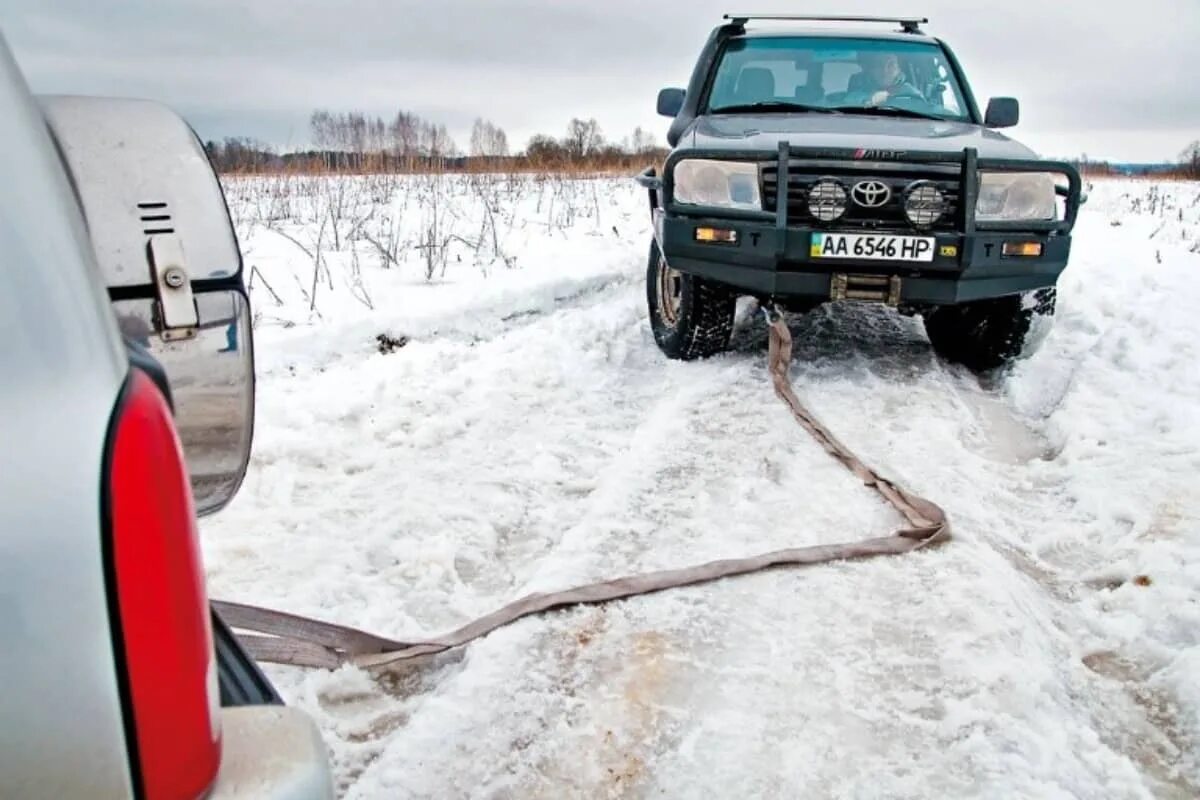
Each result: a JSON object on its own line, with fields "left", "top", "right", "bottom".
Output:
{"left": 808, "top": 179, "right": 848, "bottom": 222}
{"left": 904, "top": 182, "right": 946, "bottom": 228}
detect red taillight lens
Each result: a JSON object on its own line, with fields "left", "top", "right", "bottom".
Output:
{"left": 109, "top": 371, "right": 221, "bottom": 798}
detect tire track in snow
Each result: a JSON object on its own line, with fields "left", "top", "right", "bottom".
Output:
{"left": 659, "top": 307, "right": 1177, "bottom": 799}
{"left": 210, "top": 181, "right": 1199, "bottom": 797}
{"left": 333, "top": 291, "right": 910, "bottom": 796}
{"left": 337, "top": 296, "right": 769, "bottom": 797}
{"left": 344, "top": 304, "right": 978, "bottom": 798}
{"left": 771, "top": 303, "right": 1196, "bottom": 799}
{"left": 255, "top": 267, "right": 640, "bottom": 381}
{"left": 233, "top": 288, "right": 1179, "bottom": 798}
{"left": 215, "top": 284, "right": 744, "bottom": 795}
{"left": 290, "top": 293, "right": 1169, "bottom": 798}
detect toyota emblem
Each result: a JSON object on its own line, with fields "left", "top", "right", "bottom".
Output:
{"left": 851, "top": 180, "right": 891, "bottom": 209}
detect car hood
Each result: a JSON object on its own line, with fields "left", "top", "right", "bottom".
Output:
{"left": 685, "top": 114, "right": 1038, "bottom": 160}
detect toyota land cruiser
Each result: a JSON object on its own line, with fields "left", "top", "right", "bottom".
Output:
{"left": 637, "top": 14, "right": 1083, "bottom": 372}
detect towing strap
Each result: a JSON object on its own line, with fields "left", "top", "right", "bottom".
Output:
{"left": 215, "top": 308, "right": 949, "bottom": 671}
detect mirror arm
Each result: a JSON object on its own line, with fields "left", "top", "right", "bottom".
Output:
{"left": 148, "top": 236, "right": 199, "bottom": 341}
{"left": 635, "top": 167, "right": 662, "bottom": 190}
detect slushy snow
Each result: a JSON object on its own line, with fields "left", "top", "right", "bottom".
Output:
{"left": 202, "top": 174, "right": 1200, "bottom": 799}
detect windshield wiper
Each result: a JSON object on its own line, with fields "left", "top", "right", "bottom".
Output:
{"left": 828, "top": 105, "right": 945, "bottom": 121}
{"left": 710, "top": 101, "right": 842, "bottom": 115}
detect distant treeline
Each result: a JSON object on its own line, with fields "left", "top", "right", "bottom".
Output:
{"left": 1067, "top": 142, "right": 1200, "bottom": 179}
{"left": 205, "top": 108, "right": 1200, "bottom": 180}
{"left": 206, "top": 109, "right": 668, "bottom": 174}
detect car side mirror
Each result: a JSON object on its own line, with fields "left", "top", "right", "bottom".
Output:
{"left": 657, "top": 87, "right": 686, "bottom": 117}
{"left": 984, "top": 97, "right": 1020, "bottom": 128}
{"left": 39, "top": 95, "right": 254, "bottom": 516}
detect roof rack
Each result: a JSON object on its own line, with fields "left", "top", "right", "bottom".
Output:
{"left": 723, "top": 14, "right": 929, "bottom": 34}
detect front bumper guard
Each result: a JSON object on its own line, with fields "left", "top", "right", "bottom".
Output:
{"left": 636, "top": 143, "right": 1083, "bottom": 236}
{"left": 635, "top": 144, "right": 1083, "bottom": 303}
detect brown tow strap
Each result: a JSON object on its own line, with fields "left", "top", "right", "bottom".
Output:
{"left": 215, "top": 310, "right": 949, "bottom": 671}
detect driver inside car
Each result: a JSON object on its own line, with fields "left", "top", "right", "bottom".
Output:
{"left": 854, "top": 52, "right": 923, "bottom": 107}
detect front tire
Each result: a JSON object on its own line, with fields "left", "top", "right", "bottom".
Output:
{"left": 923, "top": 288, "right": 1056, "bottom": 373}
{"left": 646, "top": 240, "right": 736, "bottom": 360}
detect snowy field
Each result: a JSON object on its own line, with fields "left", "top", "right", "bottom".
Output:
{"left": 202, "top": 173, "right": 1200, "bottom": 799}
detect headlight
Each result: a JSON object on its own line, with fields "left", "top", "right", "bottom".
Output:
{"left": 673, "top": 159, "right": 761, "bottom": 210}
{"left": 975, "top": 172, "right": 1057, "bottom": 222}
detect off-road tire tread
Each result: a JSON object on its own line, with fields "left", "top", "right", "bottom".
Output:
{"left": 679, "top": 278, "right": 737, "bottom": 359}
{"left": 646, "top": 240, "right": 736, "bottom": 360}
{"left": 924, "top": 288, "right": 1056, "bottom": 373}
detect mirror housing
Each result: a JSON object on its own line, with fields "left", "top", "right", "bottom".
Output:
{"left": 657, "top": 88, "right": 686, "bottom": 118}
{"left": 39, "top": 95, "right": 254, "bottom": 516}
{"left": 984, "top": 97, "right": 1020, "bottom": 128}
{"left": 109, "top": 292, "right": 254, "bottom": 516}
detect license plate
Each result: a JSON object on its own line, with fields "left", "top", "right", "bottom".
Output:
{"left": 810, "top": 232, "right": 935, "bottom": 262}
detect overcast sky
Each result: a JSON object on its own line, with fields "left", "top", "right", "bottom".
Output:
{"left": 2, "top": 0, "right": 1196, "bottom": 162}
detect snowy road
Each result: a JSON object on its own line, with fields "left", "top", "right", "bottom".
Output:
{"left": 204, "top": 177, "right": 1199, "bottom": 798}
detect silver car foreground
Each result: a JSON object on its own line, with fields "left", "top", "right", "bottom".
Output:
{"left": 0, "top": 32, "right": 333, "bottom": 799}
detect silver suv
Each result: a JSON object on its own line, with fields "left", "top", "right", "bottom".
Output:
{"left": 0, "top": 34, "right": 333, "bottom": 798}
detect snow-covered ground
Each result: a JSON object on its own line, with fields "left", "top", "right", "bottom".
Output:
{"left": 202, "top": 174, "right": 1200, "bottom": 799}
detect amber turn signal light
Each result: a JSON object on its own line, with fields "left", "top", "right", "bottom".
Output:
{"left": 694, "top": 227, "right": 738, "bottom": 244}
{"left": 1002, "top": 241, "right": 1043, "bottom": 257}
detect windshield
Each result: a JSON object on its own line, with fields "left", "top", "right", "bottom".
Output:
{"left": 706, "top": 36, "right": 972, "bottom": 122}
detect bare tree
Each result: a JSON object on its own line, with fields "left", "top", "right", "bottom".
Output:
{"left": 422, "top": 122, "right": 457, "bottom": 159}
{"left": 486, "top": 124, "right": 509, "bottom": 158}
{"left": 564, "top": 118, "right": 604, "bottom": 160}
{"left": 628, "top": 126, "right": 657, "bottom": 156}
{"left": 470, "top": 118, "right": 510, "bottom": 158}
{"left": 208, "top": 137, "right": 275, "bottom": 172}
{"left": 1181, "top": 141, "right": 1200, "bottom": 178}
{"left": 389, "top": 110, "right": 422, "bottom": 166}
{"left": 524, "top": 134, "right": 564, "bottom": 167}
{"left": 347, "top": 112, "right": 368, "bottom": 167}
{"left": 469, "top": 118, "right": 488, "bottom": 157}
{"left": 310, "top": 110, "right": 336, "bottom": 169}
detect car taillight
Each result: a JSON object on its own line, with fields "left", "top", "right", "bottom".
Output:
{"left": 107, "top": 370, "right": 221, "bottom": 798}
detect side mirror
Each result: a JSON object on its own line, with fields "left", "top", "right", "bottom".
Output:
{"left": 984, "top": 97, "right": 1020, "bottom": 128}
{"left": 657, "top": 87, "right": 686, "bottom": 117}
{"left": 39, "top": 95, "right": 254, "bottom": 516}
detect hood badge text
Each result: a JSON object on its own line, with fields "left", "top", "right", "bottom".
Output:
{"left": 854, "top": 148, "right": 907, "bottom": 160}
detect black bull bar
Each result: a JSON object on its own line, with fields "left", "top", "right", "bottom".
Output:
{"left": 636, "top": 144, "right": 1084, "bottom": 249}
